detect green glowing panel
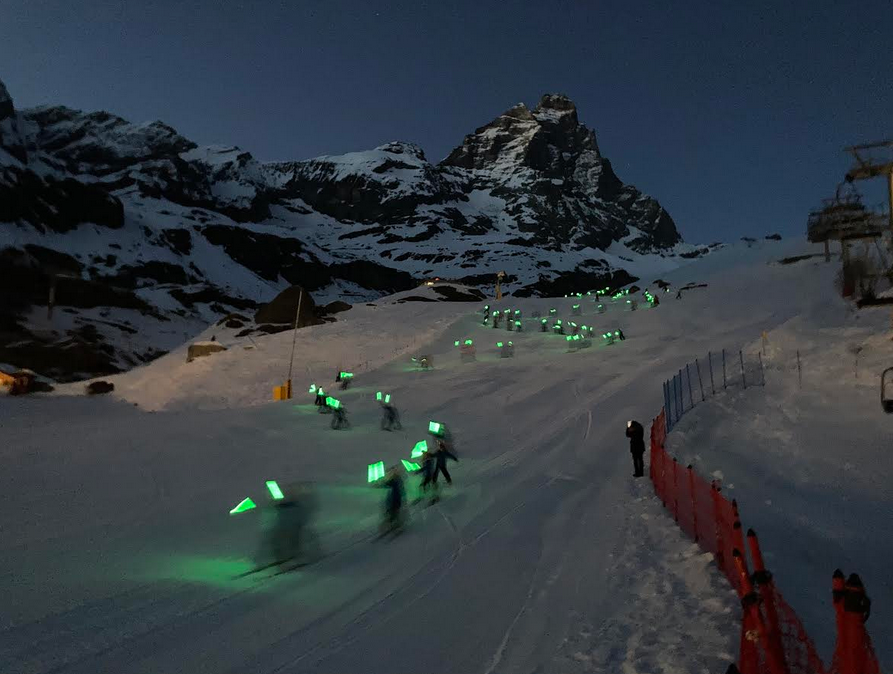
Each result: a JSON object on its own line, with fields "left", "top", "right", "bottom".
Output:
{"left": 464, "top": 339, "right": 473, "bottom": 345}
{"left": 573, "top": 304, "right": 580, "bottom": 309}
{"left": 367, "top": 461, "right": 385, "bottom": 483}
{"left": 614, "top": 331, "right": 620, "bottom": 336}
{"left": 376, "top": 391, "right": 382, "bottom": 401}
{"left": 497, "top": 341, "right": 503, "bottom": 347}
{"left": 429, "top": 421, "right": 444, "bottom": 435}
{"left": 326, "top": 397, "right": 341, "bottom": 409}
{"left": 514, "top": 309, "right": 520, "bottom": 314}
{"left": 385, "top": 394, "right": 391, "bottom": 404}
{"left": 266, "top": 480, "right": 284, "bottom": 500}
{"left": 339, "top": 371, "right": 354, "bottom": 379}
{"left": 229, "top": 497, "right": 256, "bottom": 515}
{"left": 411, "top": 440, "right": 428, "bottom": 458}
{"left": 309, "top": 383, "right": 317, "bottom": 393}
{"left": 454, "top": 340, "right": 460, "bottom": 347}
{"left": 514, "top": 320, "right": 521, "bottom": 326}
{"left": 401, "top": 459, "right": 421, "bottom": 472}
{"left": 541, "top": 318, "right": 547, "bottom": 324}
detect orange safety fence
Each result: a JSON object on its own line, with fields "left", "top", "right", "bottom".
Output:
{"left": 649, "top": 408, "right": 882, "bottom": 674}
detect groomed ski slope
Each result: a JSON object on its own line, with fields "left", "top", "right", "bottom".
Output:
{"left": 2, "top": 239, "right": 889, "bottom": 674}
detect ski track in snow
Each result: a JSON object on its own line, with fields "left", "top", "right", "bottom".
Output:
{"left": 2, "top": 239, "right": 890, "bottom": 673}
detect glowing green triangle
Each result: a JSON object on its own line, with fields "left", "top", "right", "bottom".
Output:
{"left": 229, "top": 497, "right": 256, "bottom": 515}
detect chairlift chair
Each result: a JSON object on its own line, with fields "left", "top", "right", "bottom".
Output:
{"left": 882, "top": 367, "right": 893, "bottom": 413}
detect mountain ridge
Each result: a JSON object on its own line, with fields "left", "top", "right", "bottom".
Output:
{"left": 0, "top": 79, "right": 704, "bottom": 381}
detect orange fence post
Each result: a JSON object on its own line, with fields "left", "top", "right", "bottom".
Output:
{"left": 832, "top": 570, "right": 852, "bottom": 674}
{"left": 733, "top": 550, "right": 789, "bottom": 674}
{"left": 672, "top": 457, "right": 680, "bottom": 522}
{"left": 688, "top": 464, "right": 699, "bottom": 542}
{"left": 712, "top": 482, "right": 726, "bottom": 573}
{"left": 747, "top": 529, "right": 788, "bottom": 674}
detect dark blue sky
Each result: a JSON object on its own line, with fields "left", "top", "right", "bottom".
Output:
{"left": 2, "top": 0, "right": 891, "bottom": 242}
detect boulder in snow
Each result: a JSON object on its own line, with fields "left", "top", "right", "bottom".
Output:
{"left": 186, "top": 341, "right": 227, "bottom": 363}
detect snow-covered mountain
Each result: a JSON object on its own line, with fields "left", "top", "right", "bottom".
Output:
{"left": 0, "top": 78, "right": 706, "bottom": 380}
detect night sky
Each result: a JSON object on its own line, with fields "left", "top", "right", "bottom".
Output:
{"left": 3, "top": 0, "right": 891, "bottom": 242}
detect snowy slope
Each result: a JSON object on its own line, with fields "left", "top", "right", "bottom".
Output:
{"left": 4, "top": 237, "right": 886, "bottom": 674}
{"left": 0, "top": 77, "right": 723, "bottom": 381}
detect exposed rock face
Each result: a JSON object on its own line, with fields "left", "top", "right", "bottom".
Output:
{"left": 0, "top": 78, "right": 695, "bottom": 380}
{"left": 442, "top": 94, "right": 679, "bottom": 254}
{"left": 186, "top": 341, "right": 227, "bottom": 363}
{"left": 254, "top": 286, "right": 319, "bottom": 325}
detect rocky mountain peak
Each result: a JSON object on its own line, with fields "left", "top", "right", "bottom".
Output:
{"left": 0, "top": 78, "right": 27, "bottom": 164}
{"left": 0, "top": 79, "right": 14, "bottom": 120}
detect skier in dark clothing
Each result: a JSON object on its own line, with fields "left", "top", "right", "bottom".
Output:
{"left": 418, "top": 448, "right": 437, "bottom": 495}
{"left": 378, "top": 466, "right": 406, "bottom": 535}
{"left": 626, "top": 420, "right": 646, "bottom": 477}
{"left": 380, "top": 403, "right": 401, "bottom": 431}
{"left": 432, "top": 439, "right": 458, "bottom": 485}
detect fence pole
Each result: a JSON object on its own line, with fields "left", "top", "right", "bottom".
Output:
{"left": 688, "top": 464, "right": 699, "bottom": 542}
{"left": 711, "top": 482, "right": 726, "bottom": 571}
{"left": 695, "top": 358, "right": 706, "bottom": 401}
{"left": 722, "top": 348, "right": 727, "bottom": 389}
{"left": 677, "top": 370, "right": 684, "bottom": 417}
{"left": 708, "top": 351, "right": 716, "bottom": 394}
{"left": 747, "top": 529, "right": 787, "bottom": 672}
{"left": 758, "top": 352, "right": 766, "bottom": 387}
{"left": 672, "top": 457, "right": 680, "bottom": 522}
{"left": 686, "top": 363, "right": 695, "bottom": 408}
{"left": 739, "top": 350, "right": 746, "bottom": 389}
{"left": 797, "top": 350, "right": 802, "bottom": 389}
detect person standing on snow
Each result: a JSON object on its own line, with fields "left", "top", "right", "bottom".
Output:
{"left": 432, "top": 439, "right": 459, "bottom": 486}
{"left": 378, "top": 465, "right": 406, "bottom": 535}
{"left": 626, "top": 420, "right": 646, "bottom": 477}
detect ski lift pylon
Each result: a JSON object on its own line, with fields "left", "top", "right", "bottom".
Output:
{"left": 882, "top": 367, "right": 893, "bottom": 413}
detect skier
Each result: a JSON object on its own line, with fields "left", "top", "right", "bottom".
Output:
{"left": 260, "top": 482, "right": 319, "bottom": 568}
{"left": 432, "top": 439, "right": 459, "bottom": 486}
{"left": 417, "top": 446, "right": 437, "bottom": 498}
{"left": 378, "top": 465, "right": 407, "bottom": 535}
{"left": 330, "top": 402, "right": 349, "bottom": 429}
{"left": 316, "top": 388, "right": 329, "bottom": 412}
{"left": 380, "top": 401, "right": 402, "bottom": 431}
{"left": 626, "top": 420, "right": 646, "bottom": 477}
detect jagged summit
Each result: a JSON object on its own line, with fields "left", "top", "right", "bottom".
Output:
{"left": 0, "top": 77, "right": 694, "bottom": 380}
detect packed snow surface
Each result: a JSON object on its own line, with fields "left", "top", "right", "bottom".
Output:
{"left": 2, "top": 239, "right": 890, "bottom": 673}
